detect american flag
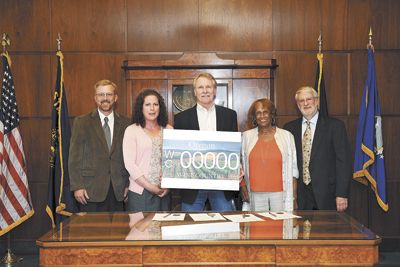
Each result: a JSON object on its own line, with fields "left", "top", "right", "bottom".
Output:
{"left": 0, "top": 53, "right": 34, "bottom": 236}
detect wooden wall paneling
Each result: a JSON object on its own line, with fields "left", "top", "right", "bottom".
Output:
{"left": 321, "top": 0, "right": 347, "bottom": 50}
{"left": 322, "top": 53, "right": 348, "bottom": 115}
{"left": 13, "top": 180, "right": 53, "bottom": 240}
{"left": 62, "top": 54, "right": 127, "bottom": 117}
{"left": 371, "top": 0, "right": 400, "bottom": 49}
{"left": 127, "top": 79, "right": 168, "bottom": 120}
{"left": 199, "top": 0, "right": 273, "bottom": 52}
{"left": 272, "top": 0, "right": 320, "bottom": 51}
{"left": 347, "top": 180, "right": 369, "bottom": 228}
{"left": 0, "top": 0, "right": 50, "bottom": 51}
{"left": 127, "top": 0, "right": 199, "bottom": 52}
{"left": 347, "top": 0, "right": 371, "bottom": 50}
{"left": 20, "top": 119, "right": 52, "bottom": 184}
{"left": 274, "top": 53, "right": 315, "bottom": 115}
{"left": 2, "top": 55, "right": 52, "bottom": 118}
{"left": 374, "top": 52, "right": 400, "bottom": 115}
{"left": 350, "top": 51, "right": 400, "bottom": 115}
{"left": 381, "top": 117, "right": 400, "bottom": 183}
{"left": 168, "top": 69, "right": 232, "bottom": 80}
{"left": 345, "top": 116, "right": 367, "bottom": 226}
{"left": 370, "top": 181, "right": 400, "bottom": 237}
{"left": 127, "top": 70, "right": 167, "bottom": 80}
{"left": 372, "top": 115, "right": 399, "bottom": 236}
{"left": 232, "top": 79, "right": 270, "bottom": 132}
{"left": 277, "top": 115, "right": 299, "bottom": 129}
{"left": 349, "top": 51, "right": 368, "bottom": 115}
{"left": 51, "top": 0, "right": 126, "bottom": 52}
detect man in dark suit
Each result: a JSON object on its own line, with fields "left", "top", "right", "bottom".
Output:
{"left": 284, "top": 86, "right": 351, "bottom": 211}
{"left": 174, "top": 73, "right": 238, "bottom": 211}
{"left": 69, "top": 79, "right": 130, "bottom": 212}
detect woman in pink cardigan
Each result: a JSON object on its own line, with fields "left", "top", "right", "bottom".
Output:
{"left": 123, "top": 89, "right": 172, "bottom": 212}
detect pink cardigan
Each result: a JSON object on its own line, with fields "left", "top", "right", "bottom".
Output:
{"left": 122, "top": 124, "right": 172, "bottom": 194}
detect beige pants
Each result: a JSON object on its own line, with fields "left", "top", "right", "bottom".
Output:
{"left": 250, "top": 191, "right": 283, "bottom": 211}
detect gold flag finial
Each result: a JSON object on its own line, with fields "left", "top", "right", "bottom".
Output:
{"left": 2, "top": 33, "right": 11, "bottom": 53}
{"left": 367, "top": 27, "right": 374, "bottom": 50}
{"left": 318, "top": 32, "right": 322, "bottom": 54}
{"left": 56, "top": 33, "right": 62, "bottom": 52}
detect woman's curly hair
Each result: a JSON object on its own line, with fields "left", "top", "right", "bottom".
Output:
{"left": 132, "top": 89, "right": 168, "bottom": 128}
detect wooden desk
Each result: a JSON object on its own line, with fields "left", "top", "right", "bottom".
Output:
{"left": 36, "top": 211, "right": 380, "bottom": 266}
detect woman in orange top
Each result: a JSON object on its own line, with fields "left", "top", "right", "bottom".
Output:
{"left": 242, "top": 98, "right": 298, "bottom": 211}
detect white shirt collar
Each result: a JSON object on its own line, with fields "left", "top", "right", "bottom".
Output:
{"left": 196, "top": 103, "right": 215, "bottom": 113}
{"left": 98, "top": 110, "right": 115, "bottom": 125}
{"left": 196, "top": 103, "right": 216, "bottom": 131}
{"left": 302, "top": 111, "right": 319, "bottom": 125}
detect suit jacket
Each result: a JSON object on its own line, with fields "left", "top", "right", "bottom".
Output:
{"left": 174, "top": 104, "right": 238, "bottom": 204}
{"left": 69, "top": 109, "right": 131, "bottom": 202}
{"left": 283, "top": 115, "right": 351, "bottom": 210}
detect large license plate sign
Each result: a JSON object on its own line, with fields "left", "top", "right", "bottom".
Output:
{"left": 161, "top": 129, "right": 241, "bottom": 191}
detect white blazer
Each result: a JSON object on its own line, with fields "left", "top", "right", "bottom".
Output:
{"left": 241, "top": 127, "right": 299, "bottom": 211}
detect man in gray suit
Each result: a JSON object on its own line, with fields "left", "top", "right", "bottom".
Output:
{"left": 69, "top": 79, "right": 130, "bottom": 212}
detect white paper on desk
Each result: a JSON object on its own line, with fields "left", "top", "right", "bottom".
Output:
{"left": 257, "top": 211, "right": 301, "bottom": 220}
{"left": 153, "top": 213, "right": 186, "bottom": 221}
{"left": 223, "top": 214, "right": 264, "bottom": 222}
{"left": 162, "top": 222, "right": 240, "bottom": 240}
{"left": 189, "top": 213, "right": 226, "bottom": 221}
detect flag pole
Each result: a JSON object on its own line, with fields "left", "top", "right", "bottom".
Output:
{"left": 1, "top": 233, "right": 23, "bottom": 264}
{"left": 1, "top": 33, "right": 10, "bottom": 54}
{"left": 367, "top": 27, "right": 374, "bottom": 50}
{"left": 318, "top": 31, "right": 322, "bottom": 54}
{"left": 366, "top": 27, "right": 373, "bottom": 227}
{"left": 57, "top": 32, "right": 62, "bottom": 52}
{"left": 0, "top": 33, "right": 23, "bottom": 265}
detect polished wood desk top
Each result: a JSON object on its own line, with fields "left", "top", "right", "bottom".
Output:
{"left": 37, "top": 211, "right": 380, "bottom": 247}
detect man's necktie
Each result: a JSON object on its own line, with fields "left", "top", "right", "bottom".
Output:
{"left": 302, "top": 121, "right": 312, "bottom": 185}
{"left": 303, "top": 219, "right": 312, "bottom": 239}
{"left": 103, "top": 117, "right": 111, "bottom": 150}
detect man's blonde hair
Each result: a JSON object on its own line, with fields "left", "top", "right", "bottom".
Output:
{"left": 94, "top": 79, "right": 117, "bottom": 93}
{"left": 192, "top": 73, "right": 217, "bottom": 89}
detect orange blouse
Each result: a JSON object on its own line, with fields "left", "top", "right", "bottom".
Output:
{"left": 248, "top": 138, "right": 283, "bottom": 192}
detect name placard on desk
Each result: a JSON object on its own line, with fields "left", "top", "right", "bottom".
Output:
{"left": 161, "top": 129, "right": 241, "bottom": 190}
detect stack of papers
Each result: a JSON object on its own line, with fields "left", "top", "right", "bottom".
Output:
{"left": 153, "top": 213, "right": 186, "bottom": 221}
{"left": 162, "top": 222, "right": 240, "bottom": 240}
{"left": 258, "top": 211, "right": 301, "bottom": 220}
{"left": 189, "top": 213, "right": 226, "bottom": 221}
{"left": 223, "top": 214, "right": 264, "bottom": 222}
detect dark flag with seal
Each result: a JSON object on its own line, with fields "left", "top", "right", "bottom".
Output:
{"left": 46, "top": 51, "right": 77, "bottom": 228}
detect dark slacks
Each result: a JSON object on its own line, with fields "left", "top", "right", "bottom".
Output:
{"left": 297, "top": 182, "right": 318, "bottom": 210}
{"left": 78, "top": 183, "right": 124, "bottom": 212}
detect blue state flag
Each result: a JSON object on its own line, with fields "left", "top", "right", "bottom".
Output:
{"left": 353, "top": 48, "right": 388, "bottom": 211}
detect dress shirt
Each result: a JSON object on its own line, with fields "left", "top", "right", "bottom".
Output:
{"left": 196, "top": 104, "right": 216, "bottom": 131}
{"left": 98, "top": 109, "right": 114, "bottom": 142}
{"left": 301, "top": 112, "right": 319, "bottom": 143}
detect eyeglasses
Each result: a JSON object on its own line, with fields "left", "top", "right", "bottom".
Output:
{"left": 96, "top": 92, "right": 115, "bottom": 97}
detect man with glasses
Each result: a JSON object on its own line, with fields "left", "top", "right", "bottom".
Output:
{"left": 69, "top": 79, "right": 130, "bottom": 212}
{"left": 284, "top": 86, "right": 351, "bottom": 212}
